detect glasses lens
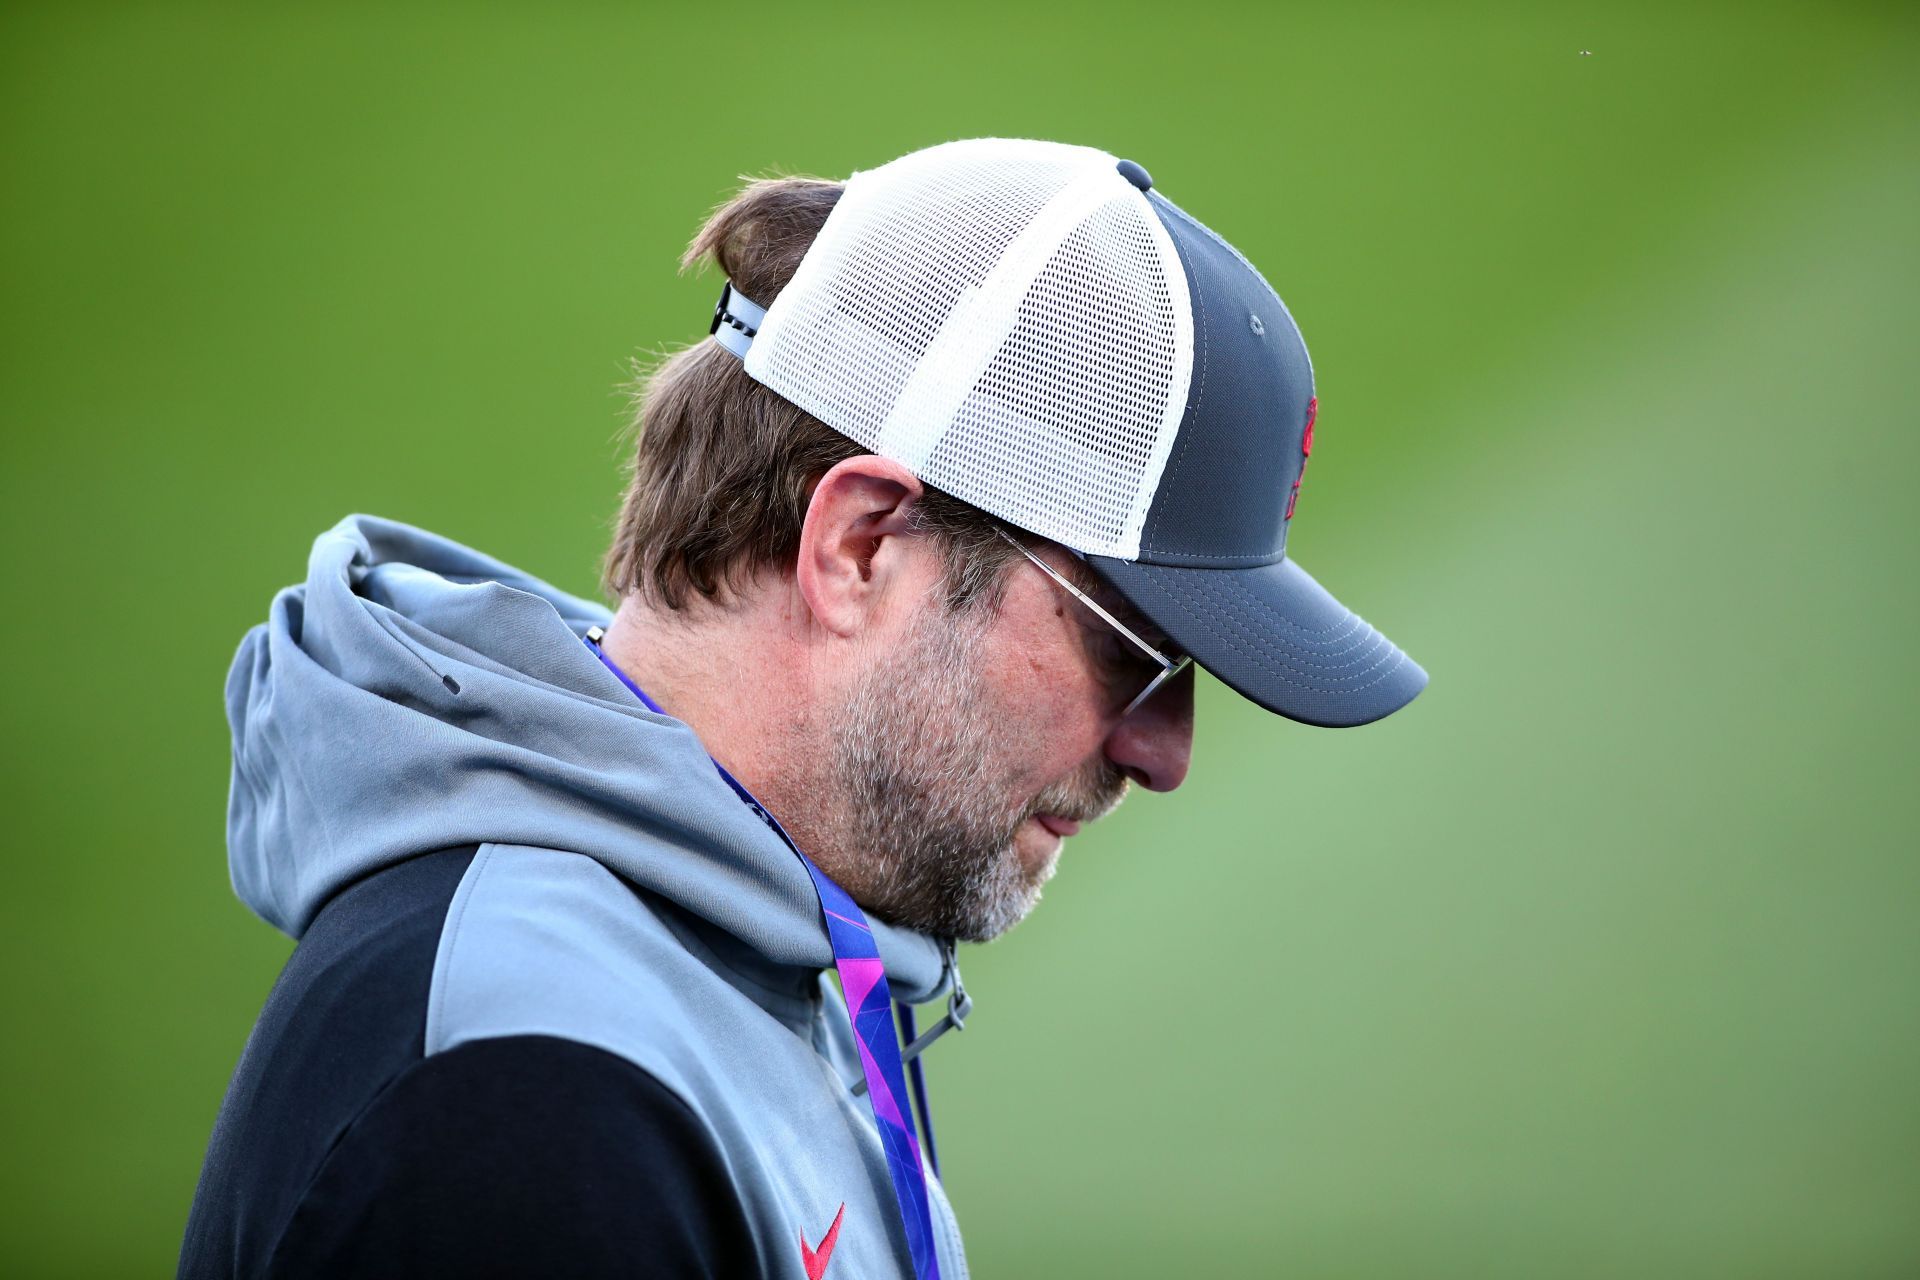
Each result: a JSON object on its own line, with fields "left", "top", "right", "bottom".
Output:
{"left": 1122, "top": 655, "right": 1190, "bottom": 717}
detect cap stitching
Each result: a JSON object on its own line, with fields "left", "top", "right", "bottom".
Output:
{"left": 1138, "top": 548, "right": 1292, "bottom": 565}
{"left": 1184, "top": 575, "right": 1383, "bottom": 665}
{"left": 1209, "top": 614, "right": 1388, "bottom": 678}
{"left": 1152, "top": 191, "right": 1313, "bottom": 387}
{"left": 1211, "top": 615, "right": 1406, "bottom": 694}
{"left": 1147, "top": 569, "right": 1383, "bottom": 643}
{"left": 1190, "top": 587, "right": 1390, "bottom": 675}
{"left": 1141, "top": 192, "right": 1208, "bottom": 554}
{"left": 1132, "top": 572, "right": 1408, "bottom": 690}
{"left": 1205, "top": 604, "right": 1407, "bottom": 693}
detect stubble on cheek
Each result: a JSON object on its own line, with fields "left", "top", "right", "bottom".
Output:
{"left": 819, "top": 608, "right": 1134, "bottom": 942}
{"left": 817, "top": 611, "right": 1069, "bottom": 941}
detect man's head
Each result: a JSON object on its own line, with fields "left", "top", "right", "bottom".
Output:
{"left": 795, "top": 453, "right": 1194, "bottom": 941}
{"left": 601, "top": 138, "right": 1424, "bottom": 941}
{"left": 601, "top": 177, "right": 1192, "bottom": 942}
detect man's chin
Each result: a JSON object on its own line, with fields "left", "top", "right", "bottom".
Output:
{"left": 951, "top": 881, "right": 1047, "bottom": 944}
{"left": 844, "top": 802, "right": 1096, "bottom": 944}
{"left": 942, "top": 822, "right": 1058, "bottom": 943}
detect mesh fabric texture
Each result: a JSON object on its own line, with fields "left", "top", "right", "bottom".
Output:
{"left": 743, "top": 138, "right": 1194, "bottom": 560}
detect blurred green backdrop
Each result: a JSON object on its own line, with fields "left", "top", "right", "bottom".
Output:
{"left": 3, "top": 3, "right": 1915, "bottom": 1276}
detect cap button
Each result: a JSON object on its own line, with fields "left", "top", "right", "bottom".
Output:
{"left": 1115, "top": 158, "right": 1153, "bottom": 191}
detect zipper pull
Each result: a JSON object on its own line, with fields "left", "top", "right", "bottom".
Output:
{"left": 851, "top": 940, "right": 972, "bottom": 1097}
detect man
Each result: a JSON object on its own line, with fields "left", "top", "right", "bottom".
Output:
{"left": 180, "top": 138, "right": 1425, "bottom": 1278}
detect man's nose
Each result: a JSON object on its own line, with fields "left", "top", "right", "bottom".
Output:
{"left": 1103, "top": 663, "right": 1195, "bottom": 792}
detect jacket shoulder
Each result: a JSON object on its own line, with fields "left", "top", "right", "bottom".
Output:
{"left": 263, "top": 1035, "right": 760, "bottom": 1278}
{"left": 180, "top": 846, "right": 479, "bottom": 1278}
{"left": 427, "top": 843, "right": 829, "bottom": 1104}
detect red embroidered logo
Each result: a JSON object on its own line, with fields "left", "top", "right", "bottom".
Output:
{"left": 1283, "top": 396, "right": 1318, "bottom": 522}
{"left": 800, "top": 1203, "right": 846, "bottom": 1280}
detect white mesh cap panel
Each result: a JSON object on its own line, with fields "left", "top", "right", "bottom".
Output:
{"left": 743, "top": 138, "right": 1193, "bottom": 560}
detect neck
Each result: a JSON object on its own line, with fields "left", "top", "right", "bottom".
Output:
{"left": 600, "top": 582, "right": 834, "bottom": 855}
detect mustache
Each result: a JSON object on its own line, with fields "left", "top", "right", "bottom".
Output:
{"left": 1026, "top": 759, "right": 1132, "bottom": 826}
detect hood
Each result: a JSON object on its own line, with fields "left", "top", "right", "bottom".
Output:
{"left": 225, "top": 513, "right": 950, "bottom": 1002}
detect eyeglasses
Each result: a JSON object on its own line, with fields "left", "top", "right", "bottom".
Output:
{"left": 993, "top": 527, "right": 1192, "bottom": 717}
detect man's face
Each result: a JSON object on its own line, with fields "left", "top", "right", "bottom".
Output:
{"left": 826, "top": 539, "right": 1194, "bottom": 941}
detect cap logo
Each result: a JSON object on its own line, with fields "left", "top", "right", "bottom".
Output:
{"left": 1283, "top": 397, "right": 1318, "bottom": 522}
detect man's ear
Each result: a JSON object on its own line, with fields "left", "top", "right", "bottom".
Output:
{"left": 796, "top": 455, "right": 927, "bottom": 637}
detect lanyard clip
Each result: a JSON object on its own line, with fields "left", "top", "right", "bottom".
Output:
{"left": 850, "top": 942, "right": 972, "bottom": 1097}
{"left": 939, "top": 937, "right": 971, "bottom": 1033}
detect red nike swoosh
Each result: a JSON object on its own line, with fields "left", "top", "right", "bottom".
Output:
{"left": 799, "top": 1203, "right": 846, "bottom": 1280}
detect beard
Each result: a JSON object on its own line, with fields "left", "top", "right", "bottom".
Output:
{"left": 823, "top": 605, "right": 1131, "bottom": 943}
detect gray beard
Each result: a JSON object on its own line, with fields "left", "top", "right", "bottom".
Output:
{"left": 825, "top": 607, "right": 1130, "bottom": 942}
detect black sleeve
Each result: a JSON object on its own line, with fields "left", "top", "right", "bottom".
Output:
{"left": 265, "top": 1035, "right": 761, "bottom": 1279}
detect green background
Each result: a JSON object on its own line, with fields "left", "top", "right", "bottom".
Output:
{"left": 4, "top": 3, "right": 1915, "bottom": 1275}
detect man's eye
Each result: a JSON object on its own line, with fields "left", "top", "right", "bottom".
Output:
{"left": 1092, "top": 632, "right": 1152, "bottom": 681}
{"left": 1084, "top": 630, "right": 1126, "bottom": 674}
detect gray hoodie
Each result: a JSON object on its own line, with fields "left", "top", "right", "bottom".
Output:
{"left": 193, "top": 513, "right": 970, "bottom": 1277}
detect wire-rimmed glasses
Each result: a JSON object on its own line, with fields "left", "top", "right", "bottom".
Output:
{"left": 993, "top": 527, "right": 1192, "bottom": 716}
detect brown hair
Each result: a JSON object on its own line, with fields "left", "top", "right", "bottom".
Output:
{"left": 602, "top": 176, "right": 1024, "bottom": 614}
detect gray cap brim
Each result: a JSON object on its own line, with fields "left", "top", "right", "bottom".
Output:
{"left": 1085, "top": 553, "right": 1427, "bottom": 728}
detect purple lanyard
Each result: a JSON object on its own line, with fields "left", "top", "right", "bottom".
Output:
{"left": 586, "top": 636, "right": 942, "bottom": 1280}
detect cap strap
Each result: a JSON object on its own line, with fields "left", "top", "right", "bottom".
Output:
{"left": 709, "top": 280, "right": 766, "bottom": 358}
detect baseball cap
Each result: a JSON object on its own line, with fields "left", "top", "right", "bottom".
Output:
{"left": 706, "top": 137, "right": 1426, "bottom": 728}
